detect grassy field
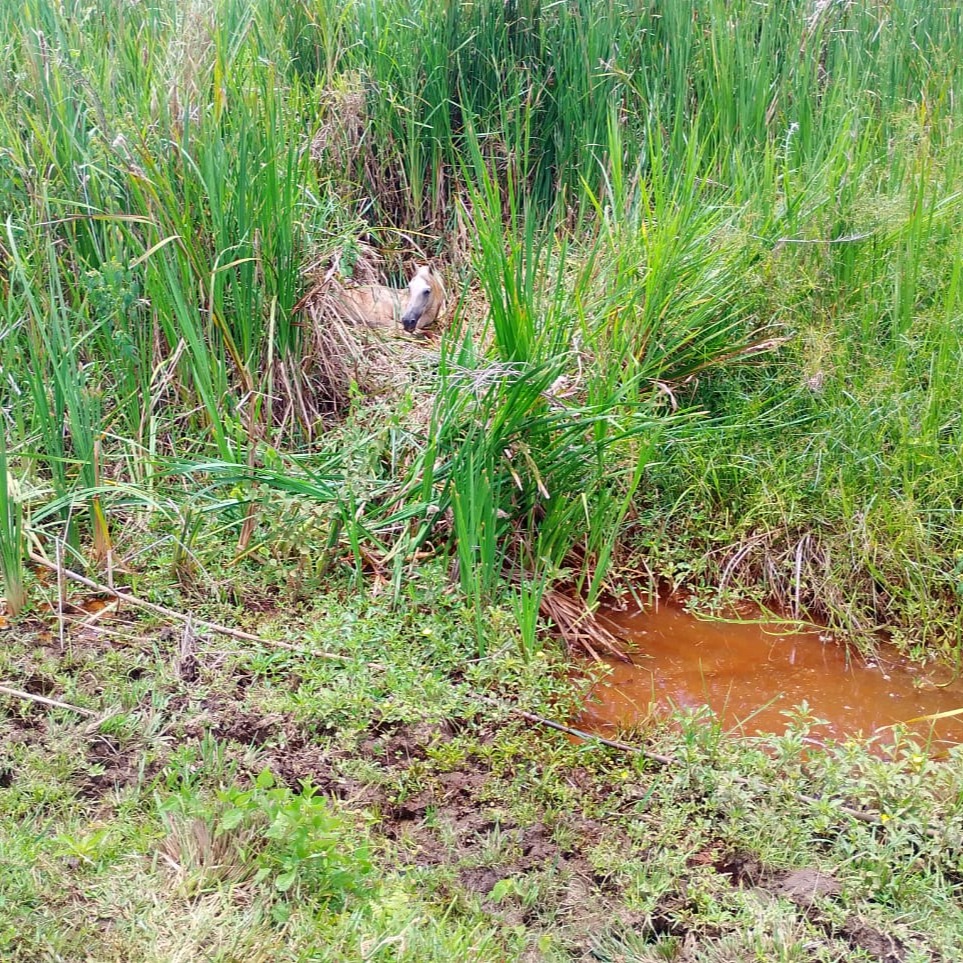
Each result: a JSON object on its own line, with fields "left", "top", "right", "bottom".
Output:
{"left": 3, "top": 0, "right": 963, "bottom": 958}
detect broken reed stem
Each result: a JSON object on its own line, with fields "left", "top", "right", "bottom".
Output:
{"left": 28, "top": 553, "right": 350, "bottom": 662}
{"left": 504, "top": 704, "right": 675, "bottom": 766}
{"left": 0, "top": 683, "right": 99, "bottom": 718}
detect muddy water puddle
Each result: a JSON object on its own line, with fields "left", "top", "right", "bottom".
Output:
{"left": 577, "top": 600, "right": 963, "bottom": 750}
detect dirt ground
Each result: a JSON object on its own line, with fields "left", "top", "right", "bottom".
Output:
{"left": 1, "top": 590, "right": 958, "bottom": 961}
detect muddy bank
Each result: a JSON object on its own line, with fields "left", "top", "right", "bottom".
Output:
{"left": 2, "top": 599, "right": 955, "bottom": 961}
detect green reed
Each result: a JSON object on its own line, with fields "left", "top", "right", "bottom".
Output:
{"left": 0, "top": 0, "right": 961, "bottom": 640}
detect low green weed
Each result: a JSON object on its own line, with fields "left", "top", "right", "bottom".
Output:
{"left": 164, "top": 768, "right": 373, "bottom": 914}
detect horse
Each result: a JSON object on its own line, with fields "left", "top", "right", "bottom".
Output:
{"left": 334, "top": 264, "right": 447, "bottom": 336}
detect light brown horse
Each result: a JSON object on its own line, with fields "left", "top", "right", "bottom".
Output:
{"left": 335, "top": 265, "right": 447, "bottom": 336}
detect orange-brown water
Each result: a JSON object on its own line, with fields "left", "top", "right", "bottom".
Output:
{"left": 577, "top": 600, "right": 963, "bottom": 750}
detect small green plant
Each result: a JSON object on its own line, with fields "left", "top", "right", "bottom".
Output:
{"left": 511, "top": 576, "right": 545, "bottom": 661}
{"left": 217, "top": 769, "right": 372, "bottom": 908}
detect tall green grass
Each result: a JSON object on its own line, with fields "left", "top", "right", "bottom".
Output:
{"left": 0, "top": 422, "right": 25, "bottom": 615}
{"left": 1, "top": 0, "right": 962, "bottom": 645}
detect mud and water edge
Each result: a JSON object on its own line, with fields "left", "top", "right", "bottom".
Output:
{"left": 575, "top": 597, "right": 963, "bottom": 752}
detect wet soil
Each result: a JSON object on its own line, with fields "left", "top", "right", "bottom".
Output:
{"left": 167, "top": 694, "right": 944, "bottom": 959}
{"left": 171, "top": 702, "right": 935, "bottom": 960}
{"left": 717, "top": 854, "right": 912, "bottom": 962}
{"left": 578, "top": 599, "right": 963, "bottom": 750}
{"left": 0, "top": 602, "right": 948, "bottom": 960}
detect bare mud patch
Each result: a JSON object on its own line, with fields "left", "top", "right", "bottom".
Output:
{"left": 78, "top": 734, "right": 144, "bottom": 799}
{"left": 716, "top": 851, "right": 923, "bottom": 962}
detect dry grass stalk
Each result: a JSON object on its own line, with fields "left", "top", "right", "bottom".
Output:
{"left": 310, "top": 73, "right": 368, "bottom": 174}
{"left": 539, "top": 587, "right": 629, "bottom": 662}
{"left": 285, "top": 281, "right": 433, "bottom": 426}
{"left": 159, "top": 818, "right": 255, "bottom": 894}
{"left": 162, "top": 0, "right": 216, "bottom": 134}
